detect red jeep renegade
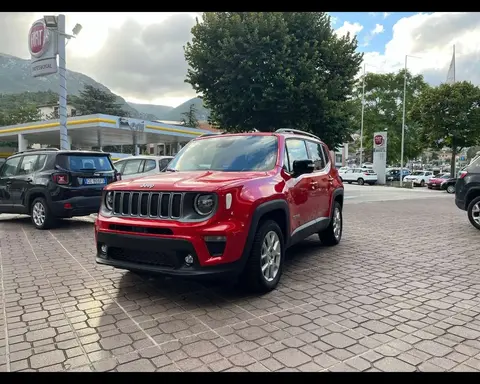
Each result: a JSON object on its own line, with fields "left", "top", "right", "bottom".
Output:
{"left": 95, "top": 129, "right": 344, "bottom": 292}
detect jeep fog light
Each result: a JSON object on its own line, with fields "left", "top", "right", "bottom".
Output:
{"left": 100, "top": 244, "right": 108, "bottom": 254}
{"left": 184, "top": 255, "right": 194, "bottom": 265}
{"left": 194, "top": 194, "right": 215, "bottom": 216}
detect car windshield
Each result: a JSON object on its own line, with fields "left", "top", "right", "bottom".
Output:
{"left": 167, "top": 135, "right": 278, "bottom": 172}
{"left": 56, "top": 154, "right": 113, "bottom": 172}
{"left": 411, "top": 171, "right": 425, "bottom": 176}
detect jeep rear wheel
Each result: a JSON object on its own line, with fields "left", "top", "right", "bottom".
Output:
{"left": 446, "top": 185, "right": 455, "bottom": 194}
{"left": 357, "top": 178, "right": 365, "bottom": 185}
{"left": 241, "top": 220, "right": 284, "bottom": 293}
{"left": 319, "top": 201, "right": 343, "bottom": 246}
{"left": 31, "top": 197, "right": 56, "bottom": 230}
{"left": 467, "top": 196, "right": 480, "bottom": 230}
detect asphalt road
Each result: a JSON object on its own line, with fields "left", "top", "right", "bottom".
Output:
{"left": 1, "top": 185, "right": 479, "bottom": 372}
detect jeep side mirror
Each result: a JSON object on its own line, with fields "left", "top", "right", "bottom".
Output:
{"left": 293, "top": 159, "right": 314, "bottom": 176}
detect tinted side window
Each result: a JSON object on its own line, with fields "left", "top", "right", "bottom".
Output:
{"left": 321, "top": 145, "right": 331, "bottom": 165}
{"left": 285, "top": 139, "right": 309, "bottom": 171}
{"left": 0, "top": 156, "right": 22, "bottom": 177}
{"left": 283, "top": 148, "right": 291, "bottom": 173}
{"left": 34, "top": 154, "right": 47, "bottom": 171}
{"left": 122, "top": 159, "right": 144, "bottom": 175}
{"left": 144, "top": 159, "right": 156, "bottom": 172}
{"left": 18, "top": 155, "right": 39, "bottom": 175}
{"left": 306, "top": 141, "right": 326, "bottom": 171}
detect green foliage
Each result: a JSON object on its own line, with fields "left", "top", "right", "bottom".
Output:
{"left": 410, "top": 81, "right": 480, "bottom": 175}
{"left": 184, "top": 12, "right": 363, "bottom": 148}
{"left": 0, "top": 91, "right": 57, "bottom": 113}
{"left": 351, "top": 69, "right": 428, "bottom": 165}
{"left": 71, "top": 85, "right": 130, "bottom": 116}
{"left": 0, "top": 104, "right": 42, "bottom": 147}
{"left": 181, "top": 104, "right": 200, "bottom": 128}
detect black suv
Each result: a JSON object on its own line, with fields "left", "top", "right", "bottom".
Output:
{"left": 0, "top": 148, "right": 119, "bottom": 229}
{"left": 455, "top": 151, "right": 480, "bottom": 230}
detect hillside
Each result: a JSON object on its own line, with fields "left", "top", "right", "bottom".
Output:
{"left": 0, "top": 52, "right": 211, "bottom": 122}
{"left": 163, "top": 97, "right": 210, "bottom": 121}
{"left": 127, "top": 102, "right": 174, "bottom": 120}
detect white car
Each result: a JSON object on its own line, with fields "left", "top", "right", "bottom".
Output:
{"left": 403, "top": 170, "right": 434, "bottom": 187}
{"left": 340, "top": 168, "right": 378, "bottom": 185}
{"left": 113, "top": 155, "right": 174, "bottom": 180}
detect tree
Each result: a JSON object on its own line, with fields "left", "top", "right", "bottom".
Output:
{"left": 181, "top": 104, "right": 200, "bottom": 128}
{"left": 184, "top": 12, "right": 363, "bottom": 148}
{"left": 350, "top": 70, "right": 428, "bottom": 165}
{"left": 71, "top": 85, "right": 129, "bottom": 116}
{"left": 0, "top": 105, "right": 42, "bottom": 147}
{"left": 410, "top": 81, "right": 480, "bottom": 176}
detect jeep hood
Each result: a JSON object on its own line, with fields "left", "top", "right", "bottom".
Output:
{"left": 107, "top": 170, "right": 269, "bottom": 192}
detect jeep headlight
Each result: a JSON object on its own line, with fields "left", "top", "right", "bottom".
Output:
{"left": 105, "top": 191, "right": 114, "bottom": 211}
{"left": 194, "top": 194, "right": 215, "bottom": 216}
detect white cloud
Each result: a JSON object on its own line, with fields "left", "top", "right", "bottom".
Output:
{"left": 372, "top": 24, "right": 385, "bottom": 35}
{"left": 335, "top": 21, "right": 364, "bottom": 38}
{"left": 383, "top": 12, "right": 391, "bottom": 19}
{"left": 361, "top": 12, "right": 480, "bottom": 85}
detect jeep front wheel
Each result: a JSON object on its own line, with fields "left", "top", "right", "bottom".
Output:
{"left": 241, "top": 220, "right": 284, "bottom": 293}
{"left": 319, "top": 201, "right": 343, "bottom": 246}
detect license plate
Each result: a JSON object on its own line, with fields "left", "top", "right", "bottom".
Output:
{"left": 84, "top": 178, "right": 106, "bottom": 185}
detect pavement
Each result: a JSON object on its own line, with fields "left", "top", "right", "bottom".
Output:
{"left": 1, "top": 185, "right": 480, "bottom": 372}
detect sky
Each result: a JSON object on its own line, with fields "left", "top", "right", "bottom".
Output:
{"left": 0, "top": 12, "right": 479, "bottom": 107}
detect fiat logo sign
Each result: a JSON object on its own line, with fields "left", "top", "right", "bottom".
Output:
{"left": 28, "top": 20, "right": 50, "bottom": 58}
{"left": 374, "top": 134, "right": 384, "bottom": 146}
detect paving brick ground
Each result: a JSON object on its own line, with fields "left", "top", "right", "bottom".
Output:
{"left": 1, "top": 195, "right": 480, "bottom": 372}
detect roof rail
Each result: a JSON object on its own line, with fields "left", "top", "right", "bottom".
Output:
{"left": 14, "top": 147, "right": 60, "bottom": 155}
{"left": 275, "top": 128, "right": 320, "bottom": 140}
{"left": 198, "top": 132, "right": 221, "bottom": 138}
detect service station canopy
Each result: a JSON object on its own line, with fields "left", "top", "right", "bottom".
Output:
{"left": 0, "top": 114, "right": 213, "bottom": 147}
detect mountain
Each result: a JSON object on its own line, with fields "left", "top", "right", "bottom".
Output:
{"left": 0, "top": 53, "right": 211, "bottom": 122}
{"left": 163, "top": 97, "right": 210, "bottom": 121}
{"left": 127, "top": 102, "right": 174, "bottom": 120}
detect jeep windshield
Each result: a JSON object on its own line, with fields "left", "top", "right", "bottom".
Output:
{"left": 167, "top": 135, "right": 278, "bottom": 172}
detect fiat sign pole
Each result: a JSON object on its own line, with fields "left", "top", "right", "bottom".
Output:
{"left": 29, "top": 15, "right": 74, "bottom": 150}
{"left": 56, "top": 14, "right": 70, "bottom": 151}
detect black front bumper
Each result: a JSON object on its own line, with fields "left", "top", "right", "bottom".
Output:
{"left": 96, "top": 231, "right": 242, "bottom": 278}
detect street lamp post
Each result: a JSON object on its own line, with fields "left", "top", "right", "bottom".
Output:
{"left": 359, "top": 64, "right": 366, "bottom": 167}
{"left": 400, "top": 54, "right": 421, "bottom": 187}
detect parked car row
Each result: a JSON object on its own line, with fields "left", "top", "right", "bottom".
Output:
{"left": 0, "top": 129, "right": 345, "bottom": 293}
{"left": 338, "top": 168, "right": 377, "bottom": 185}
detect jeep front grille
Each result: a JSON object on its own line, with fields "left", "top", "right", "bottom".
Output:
{"left": 112, "top": 191, "right": 184, "bottom": 219}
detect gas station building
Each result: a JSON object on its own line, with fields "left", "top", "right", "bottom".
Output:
{"left": 0, "top": 114, "right": 213, "bottom": 160}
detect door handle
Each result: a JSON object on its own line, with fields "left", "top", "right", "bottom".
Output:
{"left": 26, "top": 178, "right": 33, "bottom": 182}
{"left": 5, "top": 181, "right": 12, "bottom": 185}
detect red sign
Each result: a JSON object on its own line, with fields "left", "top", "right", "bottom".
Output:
{"left": 28, "top": 20, "right": 49, "bottom": 58}
{"left": 374, "top": 134, "right": 384, "bottom": 146}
